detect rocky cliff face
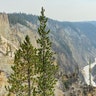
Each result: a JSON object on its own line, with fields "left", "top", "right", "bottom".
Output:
{"left": 47, "top": 21, "right": 96, "bottom": 68}
{"left": 0, "top": 13, "right": 9, "bottom": 27}
{"left": 0, "top": 13, "right": 10, "bottom": 38}
{"left": 0, "top": 70, "right": 8, "bottom": 95}
{"left": 0, "top": 13, "right": 13, "bottom": 96}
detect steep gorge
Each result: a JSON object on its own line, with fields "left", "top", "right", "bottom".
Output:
{"left": 0, "top": 13, "right": 96, "bottom": 95}
{"left": 0, "top": 13, "right": 96, "bottom": 78}
{"left": 0, "top": 13, "right": 78, "bottom": 96}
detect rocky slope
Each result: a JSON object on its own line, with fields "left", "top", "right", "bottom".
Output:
{"left": 7, "top": 13, "right": 79, "bottom": 73}
{"left": 7, "top": 13, "right": 96, "bottom": 70}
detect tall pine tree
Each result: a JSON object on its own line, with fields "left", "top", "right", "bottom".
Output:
{"left": 7, "top": 35, "right": 38, "bottom": 96}
{"left": 37, "top": 7, "right": 57, "bottom": 96}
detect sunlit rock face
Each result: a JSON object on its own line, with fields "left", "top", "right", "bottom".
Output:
{"left": 0, "top": 13, "right": 10, "bottom": 38}
{"left": 54, "top": 81, "right": 64, "bottom": 96}
{"left": 0, "top": 13, "right": 9, "bottom": 27}
{"left": 0, "top": 70, "right": 16, "bottom": 96}
{"left": 0, "top": 70, "right": 8, "bottom": 96}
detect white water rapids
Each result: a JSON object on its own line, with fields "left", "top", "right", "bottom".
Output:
{"left": 81, "top": 58, "right": 96, "bottom": 87}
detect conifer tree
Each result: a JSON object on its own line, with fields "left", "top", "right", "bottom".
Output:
{"left": 7, "top": 35, "right": 38, "bottom": 96}
{"left": 37, "top": 7, "right": 57, "bottom": 96}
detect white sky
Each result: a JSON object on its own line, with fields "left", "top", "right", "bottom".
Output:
{"left": 0, "top": 0, "right": 96, "bottom": 21}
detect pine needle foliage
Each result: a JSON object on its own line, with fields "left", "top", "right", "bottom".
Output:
{"left": 37, "top": 7, "right": 57, "bottom": 96}
{"left": 7, "top": 35, "right": 38, "bottom": 96}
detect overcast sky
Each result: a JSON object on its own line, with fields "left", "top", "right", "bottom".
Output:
{"left": 0, "top": 0, "right": 96, "bottom": 21}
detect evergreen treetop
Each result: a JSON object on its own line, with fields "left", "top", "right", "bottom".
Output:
{"left": 37, "top": 7, "right": 57, "bottom": 96}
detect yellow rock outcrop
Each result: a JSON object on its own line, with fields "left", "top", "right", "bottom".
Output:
{"left": 0, "top": 13, "right": 10, "bottom": 38}
{"left": 0, "top": 70, "right": 8, "bottom": 96}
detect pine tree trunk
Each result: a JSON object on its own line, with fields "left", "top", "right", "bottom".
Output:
{"left": 28, "top": 64, "right": 31, "bottom": 96}
{"left": 43, "top": 42, "right": 46, "bottom": 96}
